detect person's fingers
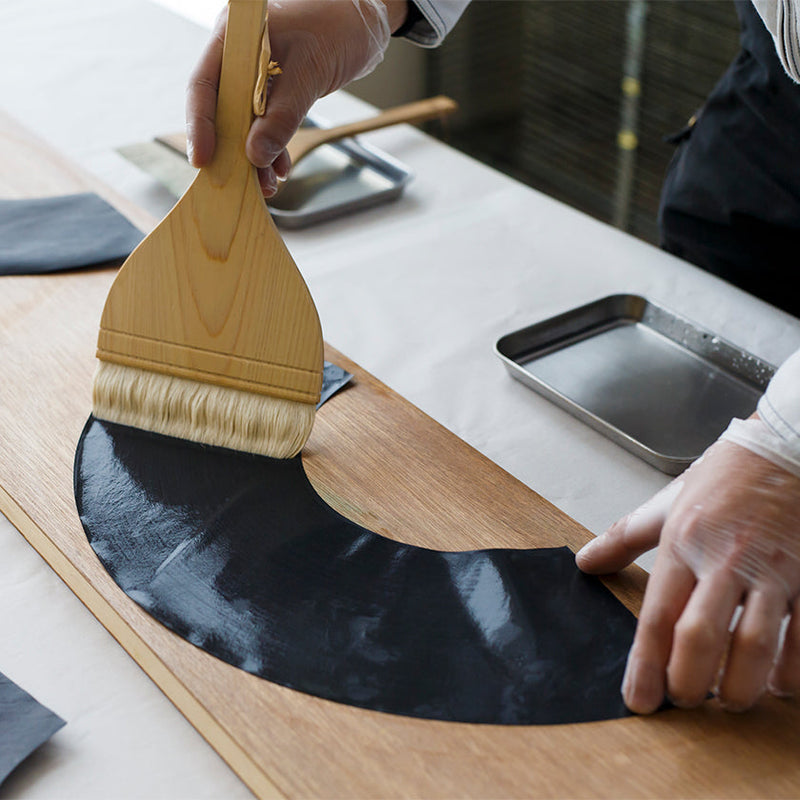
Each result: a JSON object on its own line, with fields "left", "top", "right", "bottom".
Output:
{"left": 257, "top": 165, "right": 278, "bottom": 197}
{"left": 246, "top": 85, "right": 314, "bottom": 168}
{"left": 769, "top": 596, "right": 800, "bottom": 697}
{"left": 716, "top": 587, "right": 786, "bottom": 710}
{"left": 575, "top": 519, "right": 654, "bottom": 575}
{"left": 622, "top": 552, "right": 696, "bottom": 713}
{"left": 273, "top": 148, "right": 292, "bottom": 181}
{"left": 576, "top": 480, "right": 682, "bottom": 574}
{"left": 245, "top": 29, "right": 327, "bottom": 167}
{"left": 185, "top": 7, "right": 227, "bottom": 167}
{"left": 246, "top": 68, "right": 317, "bottom": 197}
{"left": 665, "top": 571, "right": 742, "bottom": 708}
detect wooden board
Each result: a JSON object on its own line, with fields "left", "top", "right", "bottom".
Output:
{"left": 1, "top": 110, "right": 799, "bottom": 798}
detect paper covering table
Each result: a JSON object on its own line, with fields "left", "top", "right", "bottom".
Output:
{"left": 2, "top": 1, "right": 800, "bottom": 797}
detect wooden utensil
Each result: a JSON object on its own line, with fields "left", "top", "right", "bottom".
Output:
{"left": 284, "top": 95, "right": 457, "bottom": 170}
{"left": 157, "top": 95, "right": 458, "bottom": 175}
{"left": 94, "top": 0, "right": 323, "bottom": 458}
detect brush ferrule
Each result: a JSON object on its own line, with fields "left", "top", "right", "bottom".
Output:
{"left": 98, "top": 329, "right": 321, "bottom": 406}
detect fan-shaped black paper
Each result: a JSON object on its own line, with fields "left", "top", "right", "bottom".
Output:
{"left": 75, "top": 417, "right": 636, "bottom": 725}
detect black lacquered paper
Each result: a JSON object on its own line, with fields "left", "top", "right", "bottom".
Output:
{"left": 0, "top": 193, "right": 143, "bottom": 275}
{"left": 75, "top": 415, "right": 637, "bottom": 725}
{"left": 0, "top": 671, "right": 65, "bottom": 786}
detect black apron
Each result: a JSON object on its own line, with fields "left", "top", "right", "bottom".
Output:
{"left": 659, "top": 0, "right": 800, "bottom": 317}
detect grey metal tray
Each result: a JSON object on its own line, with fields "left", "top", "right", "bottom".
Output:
{"left": 494, "top": 294, "right": 775, "bottom": 474}
{"left": 269, "top": 118, "right": 413, "bottom": 229}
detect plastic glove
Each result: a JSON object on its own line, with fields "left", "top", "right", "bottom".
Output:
{"left": 186, "top": 0, "right": 404, "bottom": 196}
{"left": 576, "top": 426, "right": 800, "bottom": 714}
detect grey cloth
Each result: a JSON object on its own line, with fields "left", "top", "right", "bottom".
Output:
{"left": 318, "top": 362, "right": 353, "bottom": 408}
{"left": 0, "top": 671, "right": 65, "bottom": 786}
{"left": 0, "top": 193, "right": 143, "bottom": 275}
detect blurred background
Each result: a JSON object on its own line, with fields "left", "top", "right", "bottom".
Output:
{"left": 157, "top": 0, "right": 741, "bottom": 246}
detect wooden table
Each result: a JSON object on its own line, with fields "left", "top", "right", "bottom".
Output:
{"left": 2, "top": 110, "right": 799, "bottom": 798}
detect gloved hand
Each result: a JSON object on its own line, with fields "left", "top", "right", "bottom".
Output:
{"left": 186, "top": 0, "right": 404, "bottom": 196}
{"left": 576, "top": 419, "right": 800, "bottom": 714}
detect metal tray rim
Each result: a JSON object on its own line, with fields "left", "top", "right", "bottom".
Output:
{"left": 270, "top": 115, "right": 413, "bottom": 229}
{"left": 494, "top": 294, "right": 775, "bottom": 474}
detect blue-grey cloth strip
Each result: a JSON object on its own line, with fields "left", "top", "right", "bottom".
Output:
{"left": 0, "top": 193, "right": 143, "bottom": 275}
{"left": 0, "top": 671, "right": 65, "bottom": 786}
{"left": 318, "top": 362, "right": 353, "bottom": 408}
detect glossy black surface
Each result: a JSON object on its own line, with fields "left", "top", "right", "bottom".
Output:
{"left": 75, "top": 418, "right": 637, "bottom": 724}
{"left": 0, "top": 671, "right": 65, "bottom": 786}
{"left": 0, "top": 193, "right": 143, "bottom": 275}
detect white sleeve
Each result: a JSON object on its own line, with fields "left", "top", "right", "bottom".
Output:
{"left": 401, "top": 0, "right": 471, "bottom": 47}
{"left": 751, "top": 0, "right": 800, "bottom": 82}
{"left": 715, "top": 348, "right": 800, "bottom": 479}
{"left": 757, "top": 346, "right": 800, "bottom": 443}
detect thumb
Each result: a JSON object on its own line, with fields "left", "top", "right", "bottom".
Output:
{"left": 576, "top": 480, "right": 683, "bottom": 574}
{"left": 246, "top": 93, "right": 309, "bottom": 170}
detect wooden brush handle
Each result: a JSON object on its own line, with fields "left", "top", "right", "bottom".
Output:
{"left": 286, "top": 96, "right": 458, "bottom": 168}
{"left": 206, "top": 0, "right": 267, "bottom": 185}
{"left": 191, "top": 0, "right": 268, "bottom": 269}
{"left": 312, "top": 96, "right": 457, "bottom": 142}
{"left": 98, "top": 0, "right": 324, "bottom": 406}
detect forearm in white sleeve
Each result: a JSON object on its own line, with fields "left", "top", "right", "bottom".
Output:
{"left": 751, "top": 0, "right": 800, "bottom": 82}
{"left": 401, "top": 0, "right": 471, "bottom": 47}
{"left": 720, "top": 347, "right": 800, "bottom": 479}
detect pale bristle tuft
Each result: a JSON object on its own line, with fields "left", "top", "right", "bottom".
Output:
{"left": 92, "top": 361, "right": 315, "bottom": 459}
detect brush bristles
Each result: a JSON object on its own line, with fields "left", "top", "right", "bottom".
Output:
{"left": 92, "top": 361, "right": 315, "bottom": 459}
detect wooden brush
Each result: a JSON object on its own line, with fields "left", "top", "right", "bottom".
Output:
{"left": 92, "top": 0, "right": 323, "bottom": 459}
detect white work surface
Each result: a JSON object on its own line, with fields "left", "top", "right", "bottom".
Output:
{"left": 2, "top": 1, "right": 800, "bottom": 798}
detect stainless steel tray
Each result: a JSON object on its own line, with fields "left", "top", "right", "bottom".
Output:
{"left": 494, "top": 294, "right": 775, "bottom": 474}
{"left": 269, "top": 118, "right": 412, "bottom": 229}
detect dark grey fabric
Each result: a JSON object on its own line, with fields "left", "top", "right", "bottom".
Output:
{"left": 318, "top": 362, "right": 353, "bottom": 408}
{"left": 659, "top": 0, "right": 800, "bottom": 316}
{"left": 0, "top": 671, "right": 65, "bottom": 786}
{"left": 0, "top": 193, "right": 143, "bottom": 275}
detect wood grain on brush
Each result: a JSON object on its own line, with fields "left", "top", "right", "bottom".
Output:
{"left": 93, "top": 0, "right": 323, "bottom": 458}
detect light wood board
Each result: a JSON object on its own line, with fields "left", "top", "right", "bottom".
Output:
{"left": 1, "top": 110, "right": 799, "bottom": 798}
